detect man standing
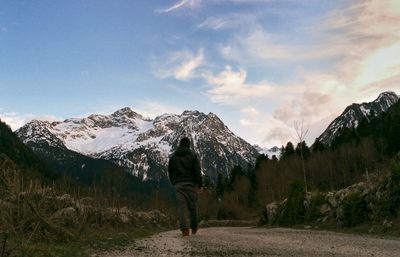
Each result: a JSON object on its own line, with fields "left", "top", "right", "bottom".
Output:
{"left": 168, "top": 137, "right": 203, "bottom": 237}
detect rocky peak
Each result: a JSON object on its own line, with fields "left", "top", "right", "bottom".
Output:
{"left": 17, "top": 108, "right": 259, "bottom": 182}
{"left": 112, "top": 107, "right": 143, "bottom": 120}
{"left": 317, "top": 91, "right": 399, "bottom": 145}
{"left": 373, "top": 91, "right": 399, "bottom": 108}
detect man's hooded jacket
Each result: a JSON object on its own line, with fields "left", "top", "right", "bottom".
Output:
{"left": 168, "top": 146, "right": 202, "bottom": 187}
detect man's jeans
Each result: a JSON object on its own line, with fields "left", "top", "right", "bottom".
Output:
{"left": 175, "top": 182, "right": 198, "bottom": 231}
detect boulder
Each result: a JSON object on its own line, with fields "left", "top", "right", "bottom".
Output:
{"left": 319, "top": 204, "right": 331, "bottom": 215}
{"left": 327, "top": 195, "right": 338, "bottom": 208}
{"left": 266, "top": 202, "right": 279, "bottom": 224}
{"left": 51, "top": 207, "right": 78, "bottom": 225}
{"left": 120, "top": 213, "right": 130, "bottom": 224}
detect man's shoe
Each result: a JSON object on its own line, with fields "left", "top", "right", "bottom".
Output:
{"left": 191, "top": 228, "right": 198, "bottom": 235}
{"left": 182, "top": 228, "right": 190, "bottom": 237}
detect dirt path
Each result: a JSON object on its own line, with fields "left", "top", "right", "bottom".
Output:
{"left": 93, "top": 227, "right": 400, "bottom": 257}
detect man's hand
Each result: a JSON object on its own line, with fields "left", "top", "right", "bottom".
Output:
{"left": 197, "top": 187, "right": 204, "bottom": 193}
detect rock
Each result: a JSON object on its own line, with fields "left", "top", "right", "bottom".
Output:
{"left": 383, "top": 219, "right": 393, "bottom": 228}
{"left": 304, "top": 225, "right": 312, "bottom": 229}
{"left": 322, "top": 216, "right": 328, "bottom": 223}
{"left": 327, "top": 195, "right": 338, "bottom": 208}
{"left": 120, "top": 206, "right": 131, "bottom": 215}
{"left": 51, "top": 207, "right": 77, "bottom": 224}
{"left": 336, "top": 206, "right": 344, "bottom": 220}
{"left": 266, "top": 203, "right": 279, "bottom": 224}
{"left": 319, "top": 204, "right": 331, "bottom": 215}
{"left": 120, "top": 213, "right": 130, "bottom": 224}
{"left": 78, "top": 197, "right": 93, "bottom": 205}
{"left": 57, "top": 194, "right": 74, "bottom": 206}
{"left": 76, "top": 197, "right": 94, "bottom": 213}
{"left": 134, "top": 210, "right": 170, "bottom": 228}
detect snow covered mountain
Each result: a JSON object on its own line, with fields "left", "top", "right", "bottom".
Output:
{"left": 318, "top": 91, "right": 399, "bottom": 145}
{"left": 254, "top": 145, "right": 281, "bottom": 158}
{"left": 16, "top": 108, "right": 259, "bottom": 182}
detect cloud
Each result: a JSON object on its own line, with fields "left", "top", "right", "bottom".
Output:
{"left": 198, "top": 12, "right": 259, "bottom": 31}
{"left": 153, "top": 49, "right": 204, "bottom": 81}
{"left": 157, "top": 0, "right": 201, "bottom": 13}
{"left": 229, "top": 0, "right": 399, "bottom": 146}
{"left": 204, "top": 65, "right": 276, "bottom": 105}
{"left": 0, "top": 113, "right": 59, "bottom": 131}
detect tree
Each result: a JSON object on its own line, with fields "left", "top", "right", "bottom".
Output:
{"left": 312, "top": 138, "right": 326, "bottom": 152}
{"left": 295, "top": 141, "right": 310, "bottom": 159}
{"left": 282, "top": 142, "right": 295, "bottom": 158}
{"left": 294, "top": 120, "right": 309, "bottom": 193}
{"left": 216, "top": 173, "right": 225, "bottom": 198}
{"left": 255, "top": 154, "right": 268, "bottom": 169}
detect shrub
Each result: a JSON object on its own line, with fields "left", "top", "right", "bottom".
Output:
{"left": 388, "top": 160, "right": 400, "bottom": 214}
{"left": 341, "top": 192, "right": 369, "bottom": 227}
{"left": 305, "top": 193, "right": 325, "bottom": 222}
{"left": 277, "top": 181, "right": 306, "bottom": 225}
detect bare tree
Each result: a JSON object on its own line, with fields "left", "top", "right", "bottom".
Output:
{"left": 294, "top": 120, "right": 309, "bottom": 193}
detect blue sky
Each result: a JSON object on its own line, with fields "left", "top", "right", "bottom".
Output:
{"left": 1, "top": 0, "right": 399, "bottom": 147}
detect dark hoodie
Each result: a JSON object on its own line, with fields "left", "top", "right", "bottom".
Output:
{"left": 168, "top": 146, "right": 202, "bottom": 187}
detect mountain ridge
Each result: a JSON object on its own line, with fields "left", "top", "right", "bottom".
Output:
{"left": 317, "top": 91, "right": 399, "bottom": 145}
{"left": 17, "top": 108, "right": 259, "bottom": 182}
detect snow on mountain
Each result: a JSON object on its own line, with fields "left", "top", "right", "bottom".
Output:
{"left": 318, "top": 91, "right": 399, "bottom": 145}
{"left": 17, "top": 108, "right": 259, "bottom": 182}
{"left": 254, "top": 145, "right": 281, "bottom": 158}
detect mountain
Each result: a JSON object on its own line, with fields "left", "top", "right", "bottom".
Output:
{"left": 254, "top": 145, "right": 281, "bottom": 158}
{"left": 329, "top": 99, "right": 400, "bottom": 155}
{"left": 0, "top": 119, "right": 56, "bottom": 180}
{"left": 317, "top": 91, "right": 399, "bottom": 145}
{"left": 16, "top": 108, "right": 259, "bottom": 182}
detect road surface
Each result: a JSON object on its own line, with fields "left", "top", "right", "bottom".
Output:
{"left": 94, "top": 227, "right": 400, "bottom": 257}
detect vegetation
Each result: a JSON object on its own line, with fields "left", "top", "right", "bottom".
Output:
{"left": 0, "top": 98, "right": 399, "bottom": 255}
{"left": 277, "top": 181, "right": 306, "bottom": 225}
{"left": 341, "top": 192, "right": 369, "bottom": 227}
{"left": 198, "top": 100, "right": 400, "bottom": 232}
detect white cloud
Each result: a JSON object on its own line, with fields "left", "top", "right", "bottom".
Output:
{"left": 0, "top": 113, "right": 59, "bottom": 131}
{"left": 157, "top": 0, "right": 201, "bottom": 13}
{"left": 219, "top": 0, "right": 400, "bottom": 146}
{"left": 204, "top": 65, "right": 276, "bottom": 105}
{"left": 153, "top": 49, "right": 204, "bottom": 81}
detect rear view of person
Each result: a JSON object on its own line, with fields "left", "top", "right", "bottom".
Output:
{"left": 168, "top": 137, "right": 203, "bottom": 237}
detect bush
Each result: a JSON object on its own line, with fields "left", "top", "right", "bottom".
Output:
{"left": 372, "top": 159, "right": 400, "bottom": 220}
{"left": 277, "top": 181, "right": 306, "bottom": 225}
{"left": 341, "top": 192, "right": 369, "bottom": 227}
{"left": 388, "top": 160, "right": 400, "bottom": 213}
{"left": 305, "top": 193, "right": 325, "bottom": 222}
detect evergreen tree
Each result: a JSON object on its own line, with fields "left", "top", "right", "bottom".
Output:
{"left": 295, "top": 141, "right": 310, "bottom": 159}
{"left": 255, "top": 154, "right": 268, "bottom": 169}
{"left": 216, "top": 173, "right": 225, "bottom": 198}
{"left": 282, "top": 142, "right": 295, "bottom": 158}
{"left": 312, "top": 138, "right": 326, "bottom": 152}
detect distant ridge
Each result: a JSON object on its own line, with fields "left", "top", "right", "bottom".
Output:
{"left": 317, "top": 91, "right": 399, "bottom": 145}
{"left": 17, "top": 109, "right": 259, "bottom": 182}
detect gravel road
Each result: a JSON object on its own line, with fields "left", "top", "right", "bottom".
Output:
{"left": 94, "top": 227, "right": 400, "bottom": 257}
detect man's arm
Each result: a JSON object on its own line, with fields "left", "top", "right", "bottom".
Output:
{"left": 193, "top": 154, "right": 202, "bottom": 188}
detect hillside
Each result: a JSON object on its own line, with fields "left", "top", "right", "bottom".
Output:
{"left": 318, "top": 91, "right": 399, "bottom": 145}
{"left": 0, "top": 119, "right": 56, "bottom": 180}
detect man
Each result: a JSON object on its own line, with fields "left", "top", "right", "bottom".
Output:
{"left": 168, "top": 137, "right": 203, "bottom": 237}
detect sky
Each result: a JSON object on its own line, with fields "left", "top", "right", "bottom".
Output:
{"left": 0, "top": 0, "right": 399, "bottom": 148}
